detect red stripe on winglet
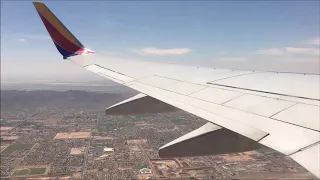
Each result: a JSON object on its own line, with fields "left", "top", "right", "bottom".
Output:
{"left": 38, "top": 12, "right": 81, "bottom": 52}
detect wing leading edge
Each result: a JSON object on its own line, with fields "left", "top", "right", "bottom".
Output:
{"left": 32, "top": 2, "right": 320, "bottom": 179}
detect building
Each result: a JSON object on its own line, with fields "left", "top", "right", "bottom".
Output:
{"left": 139, "top": 168, "right": 152, "bottom": 174}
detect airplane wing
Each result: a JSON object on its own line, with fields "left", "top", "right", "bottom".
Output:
{"left": 33, "top": 2, "right": 320, "bottom": 178}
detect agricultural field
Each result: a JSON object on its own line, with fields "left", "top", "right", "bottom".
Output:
{"left": 12, "top": 167, "right": 46, "bottom": 176}
{"left": 0, "top": 143, "right": 34, "bottom": 156}
{"left": 0, "top": 154, "right": 9, "bottom": 158}
{"left": 13, "top": 169, "right": 29, "bottom": 176}
{"left": 29, "top": 168, "right": 46, "bottom": 175}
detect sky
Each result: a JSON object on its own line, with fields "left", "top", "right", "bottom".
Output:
{"left": 1, "top": 0, "right": 319, "bottom": 83}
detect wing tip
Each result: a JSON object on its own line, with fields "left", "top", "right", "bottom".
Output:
{"left": 32, "top": 1, "right": 45, "bottom": 12}
{"left": 32, "top": 1, "right": 44, "bottom": 6}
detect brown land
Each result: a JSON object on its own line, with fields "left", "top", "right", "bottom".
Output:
{"left": 135, "top": 122, "right": 153, "bottom": 126}
{"left": 0, "top": 127, "right": 14, "bottom": 135}
{"left": 243, "top": 150, "right": 258, "bottom": 155}
{"left": 126, "top": 139, "right": 148, "bottom": 145}
{"left": 151, "top": 158, "right": 181, "bottom": 178}
{"left": 129, "top": 146, "right": 141, "bottom": 152}
{"left": 151, "top": 158, "right": 210, "bottom": 178}
{"left": 137, "top": 173, "right": 153, "bottom": 180}
{"left": 239, "top": 172, "right": 316, "bottom": 179}
{"left": 152, "top": 159, "right": 181, "bottom": 170}
{"left": 1, "top": 136, "right": 19, "bottom": 141}
{"left": 72, "top": 172, "right": 82, "bottom": 179}
{"left": 1, "top": 145, "right": 9, "bottom": 152}
{"left": 93, "top": 136, "right": 114, "bottom": 140}
{"left": 0, "top": 127, "right": 14, "bottom": 131}
{"left": 223, "top": 153, "right": 255, "bottom": 163}
{"left": 54, "top": 132, "right": 91, "bottom": 139}
{"left": 70, "top": 147, "right": 86, "bottom": 155}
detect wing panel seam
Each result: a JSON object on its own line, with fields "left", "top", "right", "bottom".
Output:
{"left": 221, "top": 93, "right": 246, "bottom": 105}
{"left": 154, "top": 75, "right": 206, "bottom": 87}
{"left": 289, "top": 142, "right": 320, "bottom": 156}
{"left": 208, "top": 71, "right": 259, "bottom": 82}
{"left": 93, "top": 64, "right": 134, "bottom": 78}
{"left": 269, "top": 103, "right": 298, "bottom": 118}
{"left": 208, "top": 83, "right": 320, "bottom": 101}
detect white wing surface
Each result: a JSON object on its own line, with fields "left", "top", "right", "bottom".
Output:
{"left": 33, "top": 2, "right": 320, "bottom": 178}
{"left": 74, "top": 55, "right": 320, "bottom": 178}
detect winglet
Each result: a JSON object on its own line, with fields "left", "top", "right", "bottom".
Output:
{"left": 33, "top": 2, "right": 94, "bottom": 59}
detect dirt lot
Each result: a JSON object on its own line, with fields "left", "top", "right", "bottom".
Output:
{"left": 0, "top": 127, "right": 14, "bottom": 131}
{"left": 239, "top": 172, "right": 316, "bottom": 179}
{"left": 135, "top": 122, "right": 153, "bottom": 126}
{"left": 243, "top": 150, "right": 258, "bottom": 155}
{"left": 126, "top": 139, "right": 147, "bottom": 145}
{"left": 70, "top": 147, "right": 86, "bottom": 155}
{"left": 54, "top": 132, "right": 91, "bottom": 139}
{"left": 0, "top": 127, "right": 14, "bottom": 135}
{"left": 151, "top": 159, "right": 181, "bottom": 171}
{"left": 222, "top": 153, "right": 255, "bottom": 163}
{"left": 129, "top": 146, "right": 141, "bottom": 152}
{"left": 137, "top": 173, "right": 153, "bottom": 180}
{"left": 151, "top": 159, "right": 184, "bottom": 178}
{"left": 72, "top": 172, "right": 82, "bottom": 179}
{"left": 93, "top": 136, "right": 114, "bottom": 140}
{"left": 1, "top": 136, "right": 19, "bottom": 141}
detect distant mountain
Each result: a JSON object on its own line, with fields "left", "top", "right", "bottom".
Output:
{"left": 1, "top": 82, "right": 137, "bottom": 94}
{"left": 1, "top": 90, "right": 133, "bottom": 113}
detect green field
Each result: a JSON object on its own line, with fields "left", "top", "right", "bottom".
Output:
{"left": 13, "top": 169, "right": 30, "bottom": 176}
{"left": 29, "top": 168, "right": 46, "bottom": 175}
{"left": 0, "top": 154, "right": 9, "bottom": 158}
{"left": 1, "top": 144, "right": 34, "bottom": 155}
{"left": 13, "top": 167, "right": 46, "bottom": 176}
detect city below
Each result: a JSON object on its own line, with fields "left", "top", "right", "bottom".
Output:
{"left": 0, "top": 89, "right": 316, "bottom": 180}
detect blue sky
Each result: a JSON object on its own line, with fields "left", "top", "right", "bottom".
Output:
{"left": 1, "top": 1, "right": 319, "bottom": 82}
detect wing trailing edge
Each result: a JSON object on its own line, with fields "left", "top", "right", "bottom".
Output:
{"left": 105, "top": 93, "right": 178, "bottom": 115}
{"left": 159, "top": 122, "right": 262, "bottom": 158}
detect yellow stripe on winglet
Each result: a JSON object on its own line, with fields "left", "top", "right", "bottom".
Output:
{"left": 33, "top": 2, "right": 82, "bottom": 47}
